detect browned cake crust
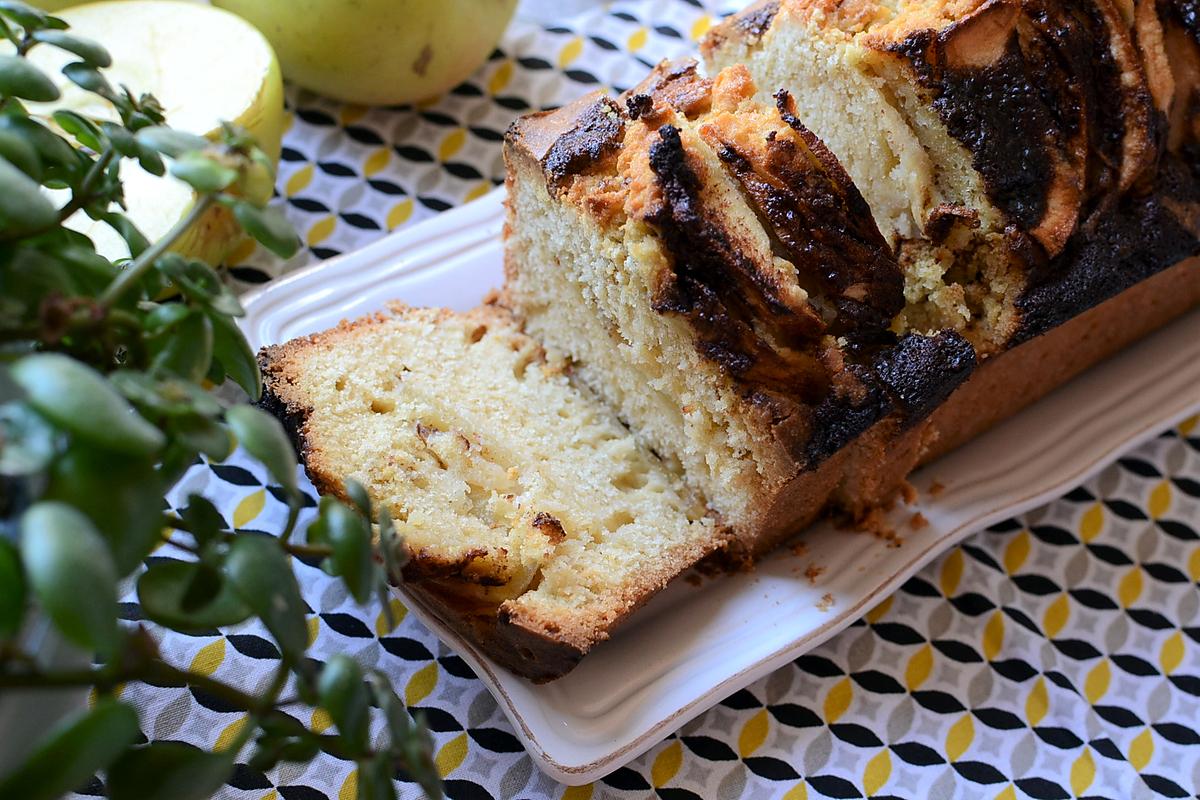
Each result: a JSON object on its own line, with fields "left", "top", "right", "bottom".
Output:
{"left": 922, "top": 256, "right": 1200, "bottom": 464}
{"left": 402, "top": 581, "right": 587, "bottom": 682}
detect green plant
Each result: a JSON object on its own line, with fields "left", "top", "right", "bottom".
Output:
{"left": 0, "top": 3, "right": 440, "bottom": 798}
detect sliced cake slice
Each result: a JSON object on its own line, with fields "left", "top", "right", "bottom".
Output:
{"left": 504, "top": 60, "right": 977, "bottom": 560}
{"left": 260, "top": 303, "right": 724, "bottom": 680}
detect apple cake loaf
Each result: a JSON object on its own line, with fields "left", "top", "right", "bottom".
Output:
{"left": 261, "top": 1, "right": 1200, "bottom": 681}
{"left": 259, "top": 303, "right": 725, "bottom": 679}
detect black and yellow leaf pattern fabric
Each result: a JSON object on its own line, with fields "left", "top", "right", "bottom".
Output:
{"left": 83, "top": 2, "right": 1200, "bottom": 798}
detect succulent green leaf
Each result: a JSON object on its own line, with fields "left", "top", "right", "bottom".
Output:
{"left": 20, "top": 501, "right": 119, "bottom": 656}
{"left": 109, "top": 369, "right": 221, "bottom": 419}
{"left": 179, "top": 494, "right": 226, "bottom": 548}
{"left": 107, "top": 742, "right": 235, "bottom": 800}
{"left": 178, "top": 560, "right": 221, "bottom": 611}
{"left": 0, "top": 400, "right": 58, "bottom": 476}
{"left": 137, "top": 559, "right": 252, "bottom": 632}
{"left": 10, "top": 353, "right": 165, "bottom": 456}
{"left": 317, "top": 498, "right": 375, "bottom": 604}
{"left": 275, "top": 737, "right": 320, "bottom": 763}
{"left": 170, "top": 151, "right": 236, "bottom": 193}
{"left": 359, "top": 753, "right": 399, "bottom": 800}
{"left": 0, "top": 127, "right": 42, "bottom": 178}
{"left": 101, "top": 211, "right": 150, "bottom": 257}
{"left": 367, "top": 672, "right": 443, "bottom": 800}
{"left": 51, "top": 109, "right": 104, "bottom": 152}
{"left": 0, "top": 538, "right": 25, "bottom": 639}
{"left": 157, "top": 257, "right": 242, "bottom": 316}
{"left": 142, "top": 301, "right": 190, "bottom": 335}
{"left": 0, "top": 156, "right": 56, "bottom": 237}
{"left": 134, "top": 125, "right": 209, "bottom": 158}
{"left": 172, "top": 413, "right": 233, "bottom": 462}
{"left": 209, "top": 311, "right": 262, "bottom": 399}
{"left": 61, "top": 61, "right": 112, "bottom": 97}
{"left": 46, "top": 242, "right": 116, "bottom": 294}
{"left": 0, "top": 1, "right": 51, "bottom": 30}
{"left": 225, "top": 405, "right": 297, "bottom": 497}
{"left": 31, "top": 30, "right": 112, "bottom": 68}
{"left": 0, "top": 54, "right": 59, "bottom": 102}
{"left": 225, "top": 197, "right": 300, "bottom": 258}
{"left": 100, "top": 121, "right": 135, "bottom": 155}
{"left": 44, "top": 444, "right": 163, "bottom": 575}
{"left": 136, "top": 144, "right": 165, "bottom": 176}
{"left": 317, "top": 654, "right": 371, "bottom": 755}
{"left": 150, "top": 311, "right": 212, "bottom": 384}
{"left": 344, "top": 478, "right": 371, "bottom": 519}
{"left": 0, "top": 115, "right": 76, "bottom": 172}
{"left": 0, "top": 699, "right": 139, "bottom": 800}
{"left": 401, "top": 711, "right": 442, "bottom": 800}
{"left": 246, "top": 741, "right": 282, "bottom": 774}
{"left": 0, "top": 363, "right": 19, "bottom": 403}
{"left": 224, "top": 534, "right": 307, "bottom": 662}
{"left": 378, "top": 505, "right": 408, "bottom": 582}
{"left": 204, "top": 349, "right": 227, "bottom": 387}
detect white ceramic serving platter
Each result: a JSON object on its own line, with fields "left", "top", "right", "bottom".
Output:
{"left": 240, "top": 188, "right": 1200, "bottom": 784}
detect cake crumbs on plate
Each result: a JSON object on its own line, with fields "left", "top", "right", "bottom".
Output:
{"left": 791, "top": 540, "right": 808, "bottom": 556}
{"left": 909, "top": 511, "right": 929, "bottom": 531}
{"left": 816, "top": 592, "right": 834, "bottom": 612}
{"left": 855, "top": 506, "right": 904, "bottom": 547}
{"left": 928, "top": 480, "right": 946, "bottom": 497}
{"left": 899, "top": 480, "right": 918, "bottom": 504}
{"left": 804, "top": 563, "right": 825, "bottom": 584}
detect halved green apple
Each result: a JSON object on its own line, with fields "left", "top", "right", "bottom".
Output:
{"left": 27, "top": 0, "right": 285, "bottom": 264}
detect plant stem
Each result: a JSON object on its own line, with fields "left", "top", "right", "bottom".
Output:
{"left": 163, "top": 513, "right": 333, "bottom": 560}
{"left": 279, "top": 540, "right": 332, "bottom": 560}
{"left": 0, "top": 16, "right": 17, "bottom": 48}
{"left": 98, "top": 194, "right": 214, "bottom": 307}
{"left": 0, "top": 147, "right": 118, "bottom": 244}
{"left": 159, "top": 527, "right": 201, "bottom": 555}
{"left": 54, "top": 147, "right": 117, "bottom": 225}
{"left": 278, "top": 498, "right": 301, "bottom": 544}
{"left": 0, "top": 660, "right": 267, "bottom": 713}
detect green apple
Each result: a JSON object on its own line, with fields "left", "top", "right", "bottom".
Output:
{"left": 26, "top": 0, "right": 285, "bottom": 264}
{"left": 212, "top": 0, "right": 518, "bottom": 105}
{"left": 22, "top": 0, "right": 89, "bottom": 9}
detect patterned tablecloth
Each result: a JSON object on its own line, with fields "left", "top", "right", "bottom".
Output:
{"left": 89, "top": 1, "right": 1200, "bottom": 798}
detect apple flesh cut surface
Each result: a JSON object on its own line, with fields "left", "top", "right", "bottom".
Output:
{"left": 212, "top": 0, "right": 518, "bottom": 106}
{"left": 26, "top": 0, "right": 285, "bottom": 264}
